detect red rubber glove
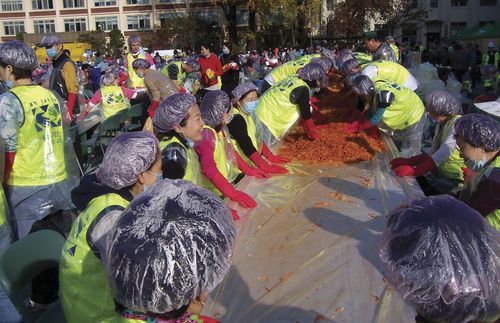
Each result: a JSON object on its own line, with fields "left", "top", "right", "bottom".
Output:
{"left": 229, "top": 208, "right": 241, "bottom": 221}
{"left": 3, "top": 152, "right": 15, "bottom": 185}
{"left": 148, "top": 100, "right": 159, "bottom": 118}
{"left": 249, "top": 152, "right": 288, "bottom": 174}
{"left": 236, "top": 152, "right": 270, "bottom": 178}
{"left": 199, "top": 315, "right": 220, "bottom": 323}
{"left": 390, "top": 154, "right": 429, "bottom": 170}
{"left": 461, "top": 167, "right": 476, "bottom": 184}
{"left": 211, "top": 172, "right": 257, "bottom": 208}
{"left": 261, "top": 144, "right": 289, "bottom": 164}
{"left": 301, "top": 118, "right": 320, "bottom": 140}
{"left": 394, "top": 154, "right": 437, "bottom": 177}
{"left": 179, "top": 86, "right": 186, "bottom": 94}
{"left": 67, "top": 92, "right": 77, "bottom": 119}
{"left": 346, "top": 115, "right": 371, "bottom": 133}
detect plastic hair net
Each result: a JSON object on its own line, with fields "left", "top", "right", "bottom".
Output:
{"left": 337, "top": 50, "right": 355, "bottom": 67}
{"left": 339, "top": 58, "right": 360, "bottom": 75}
{"left": 320, "top": 49, "right": 337, "bottom": 68}
{"left": 96, "top": 131, "right": 159, "bottom": 190}
{"left": 310, "top": 57, "right": 332, "bottom": 73}
{"left": 232, "top": 82, "right": 258, "bottom": 101}
{"left": 319, "top": 75, "right": 330, "bottom": 89}
{"left": 380, "top": 195, "right": 500, "bottom": 322}
{"left": 344, "top": 73, "right": 360, "bottom": 88}
{"left": 32, "top": 66, "right": 50, "bottom": 84}
{"left": 454, "top": 113, "right": 500, "bottom": 151}
{"left": 351, "top": 75, "right": 375, "bottom": 96}
{"left": 385, "top": 35, "right": 395, "bottom": 42}
{"left": 0, "top": 41, "right": 38, "bottom": 71}
{"left": 185, "top": 59, "right": 200, "bottom": 72}
{"left": 200, "top": 90, "right": 231, "bottom": 128}
{"left": 153, "top": 93, "right": 196, "bottom": 132}
{"left": 297, "top": 62, "right": 325, "bottom": 82}
{"left": 39, "top": 34, "right": 63, "bottom": 47}
{"left": 425, "top": 90, "right": 460, "bottom": 116}
{"left": 105, "top": 179, "right": 236, "bottom": 314}
{"left": 128, "top": 35, "right": 141, "bottom": 44}
{"left": 101, "top": 67, "right": 118, "bottom": 86}
{"left": 132, "top": 58, "right": 151, "bottom": 70}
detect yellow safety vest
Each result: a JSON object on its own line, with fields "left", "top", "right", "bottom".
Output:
{"left": 230, "top": 107, "right": 261, "bottom": 165}
{"left": 159, "top": 136, "right": 202, "bottom": 186}
{"left": 270, "top": 54, "right": 320, "bottom": 84}
{"left": 0, "top": 186, "right": 12, "bottom": 251}
{"left": 60, "top": 193, "right": 130, "bottom": 323}
{"left": 431, "top": 115, "right": 465, "bottom": 181}
{"left": 9, "top": 85, "right": 67, "bottom": 187}
{"left": 161, "top": 61, "right": 186, "bottom": 85}
{"left": 198, "top": 126, "right": 240, "bottom": 196}
{"left": 365, "top": 61, "right": 410, "bottom": 87}
{"left": 353, "top": 52, "right": 373, "bottom": 67}
{"left": 101, "top": 85, "right": 129, "bottom": 119}
{"left": 256, "top": 75, "right": 309, "bottom": 140}
{"left": 390, "top": 44, "right": 400, "bottom": 62}
{"left": 374, "top": 81, "right": 424, "bottom": 131}
{"left": 127, "top": 53, "right": 146, "bottom": 89}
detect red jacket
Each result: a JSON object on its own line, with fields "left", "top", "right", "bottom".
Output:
{"left": 198, "top": 53, "right": 223, "bottom": 88}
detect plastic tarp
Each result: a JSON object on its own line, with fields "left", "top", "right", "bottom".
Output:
{"left": 202, "top": 135, "right": 422, "bottom": 322}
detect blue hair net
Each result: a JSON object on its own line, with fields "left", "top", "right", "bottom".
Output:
{"left": 153, "top": 94, "right": 197, "bottom": 132}
{"left": 128, "top": 35, "right": 141, "bottom": 44}
{"left": 39, "top": 34, "right": 63, "bottom": 47}
{"left": 297, "top": 62, "right": 325, "bottom": 81}
{"left": 185, "top": 59, "right": 200, "bottom": 72}
{"left": 339, "top": 58, "right": 360, "bottom": 75}
{"left": 311, "top": 57, "right": 333, "bottom": 73}
{"left": 200, "top": 90, "right": 231, "bottom": 128}
{"left": 232, "top": 82, "right": 258, "bottom": 101}
{"left": 132, "top": 58, "right": 151, "bottom": 69}
{"left": 0, "top": 40, "right": 38, "bottom": 71}
{"left": 351, "top": 75, "right": 375, "bottom": 96}
{"left": 454, "top": 113, "right": 500, "bottom": 151}
{"left": 425, "top": 90, "right": 460, "bottom": 116}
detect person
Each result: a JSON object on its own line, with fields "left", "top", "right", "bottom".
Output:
{"left": 196, "top": 90, "right": 269, "bottom": 208}
{"left": 363, "top": 31, "right": 397, "bottom": 62}
{"left": 348, "top": 75, "right": 426, "bottom": 157}
{"left": 219, "top": 43, "right": 241, "bottom": 97}
{"left": 60, "top": 131, "right": 162, "bottom": 323}
{"left": 197, "top": 43, "right": 224, "bottom": 102}
{"left": 40, "top": 35, "right": 79, "bottom": 119}
{"left": 161, "top": 59, "right": 200, "bottom": 90}
{"left": 102, "top": 179, "right": 236, "bottom": 322}
{"left": 361, "top": 60, "right": 419, "bottom": 91}
{"left": 255, "top": 62, "right": 326, "bottom": 143}
{"left": 153, "top": 93, "right": 204, "bottom": 185}
{"left": 0, "top": 40, "right": 78, "bottom": 240}
{"left": 123, "top": 35, "right": 154, "bottom": 90}
{"left": 454, "top": 113, "right": 500, "bottom": 232}
{"left": 132, "top": 58, "right": 179, "bottom": 118}
{"left": 482, "top": 41, "right": 499, "bottom": 68}
{"left": 385, "top": 35, "right": 400, "bottom": 63}
{"left": 228, "top": 82, "right": 288, "bottom": 174}
{"left": 390, "top": 91, "right": 465, "bottom": 195}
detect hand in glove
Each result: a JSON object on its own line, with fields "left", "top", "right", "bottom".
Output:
{"left": 245, "top": 166, "right": 271, "bottom": 178}
{"left": 261, "top": 144, "right": 289, "bottom": 164}
{"left": 227, "top": 190, "right": 257, "bottom": 208}
{"left": 390, "top": 154, "right": 428, "bottom": 170}
{"left": 249, "top": 152, "right": 288, "bottom": 174}
{"left": 394, "top": 154, "right": 437, "bottom": 177}
{"left": 346, "top": 115, "right": 371, "bottom": 133}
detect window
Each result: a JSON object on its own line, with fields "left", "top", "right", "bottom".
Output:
{"left": 95, "top": 0, "right": 116, "bottom": 5}
{"left": 193, "top": 9, "right": 220, "bottom": 25}
{"left": 236, "top": 7, "right": 249, "bottom": 26}
{"left": 95, "top": 16, "right": 118, "bottom": 31}
{"left": 450, "top": 0, "right": 467, "bottom": 6}
{"left": 4, "top": 21, "right": 24, "bottom": 35}
{"left": 126, "top": 0, "right": 150, "bottom": 4}
{"left": 480, "top": 0, "right": 496, "bottom": 5}
{"left": 34, "top": 20, "right": 55, "bottom": 33}
{"left": 429, "top": 0, "right": 438, "bottom": 7}
{"left": 32, "top": 0, "right": 53, "bottom": 9}
{"left": 326, "top": 0, "right": 336, "bottom": 10}
{"left": 479, "top": 21, "right": 495, "bottom": 26}
{"left": 64, "top": 18, "right": 86, "bottom": 31}
{"left": 159, "top": 11, "right": 185, "bottom": 27}
{"left": 127, "top": 15, "right": 151, "bottom": 30}
{"left": 402, "top": 23, "right": 417, "bottom": 44}
{"left": 1, "top": 0, "right": 22, "bottom": 11}
{"left": 63, "top": 0, "right": 85, "bottom": 8}
{"left": 450, "top": 22, "right": 466, "bottom": 36}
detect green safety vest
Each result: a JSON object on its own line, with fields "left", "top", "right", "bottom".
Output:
{"left": 374, "top": 80, "right": 424, "bottom": 131}
{"left": 127, "top": 53, "right": 146, "bottom": 89}
{"left": 365, "top": 61, "right": 410, "bottom": 87}
{"left": 255, "top": 75, "right": 309, "bottom": 140}
{"left": 60, "top": 193, "right": 130, "bottom": 323}
{"left": 460, "top": 155, "right": 500, "bottom": 232}
{"left": 0, "top": 186, "right": 12, "bottom": 251}
{"left": 101, "top": 85, "right": 128, "bottom": 119}
{"left": 230, "top": 107, "right": 261, "bottom": 165}
{"left": 102, "top": 313, "right": 203, "bottom": 323}
{"left": 389, "top": 44, "right": 400, "bottom": 62}
{"left": 198, "top": 126, "right": 240, "bottom": 196}
{"left": 9, "top": 86, "right": 67, "bottom": 187}
{"left": 431, "top": 115, "right": 465, "bottom": 181}
{"left": 482, "top": 51, "right": 499, "bottom": 67}
{"left": 162, "top": 61, "right": 186, "bottom": 85}
{"left": 159, "top": 136, "right": 202, "bottom": 186}
{"left": 270, "top": 54, "right": 320, "bottom": 84}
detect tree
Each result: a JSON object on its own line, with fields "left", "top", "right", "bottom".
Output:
{"left": 107, "top": 28, "right": 125, "bottom": 59}
{"left": 77, "top": 30, "right": 106, "bottom": 53}
{"left": 381, "top": 0, "right": 428, "bottom": 36}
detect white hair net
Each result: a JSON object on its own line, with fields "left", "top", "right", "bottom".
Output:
{"left": 454, "top": 113, "right": 500, "bottom": 151}
{"left": 105, "top": 179, "right": 236, "bottom": 314}
{"left": 232, "top": 82, "right": 257, "bottom": 101}
{"left": 132, "top": 58, "right": 151, "bottom": 70}
{"left": 351, "top": 75, "right": 375, "bottom": 96}
{"left": 96, "top": 131, "right": 159, "bottom": 190}
{"left": 425, "top": 90, "right": 460, "bottom": 116}
{"left": 153, "top": 94, "right": 196, "bottom": 132}
{"left": 128, "top": 35, "right": 141, "bottom": 44}
{"left": 297, "top": 62, "right": 325, "bottom": 81}
{"left": 0, "top": 40, "right": 38, "bottom": 71}
{"left": 101, "top": 67, "right": 118, "bottom": 86}
{"left": 200, "top": 90, "right": 231, "bottom": 128}
{"left": 339, "top": 58, "right": 359, "bottom": 75}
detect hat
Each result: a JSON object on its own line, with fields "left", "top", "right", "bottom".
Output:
{"left": 488, "top": 41, "right": 495, "bottom": 48}
{"left": 40, "top": 35, "right": 63, "bottom": 47}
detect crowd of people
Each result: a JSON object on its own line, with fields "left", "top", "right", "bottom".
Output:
{"left": 0, "top": 28, "right": 499, "bottom": 323}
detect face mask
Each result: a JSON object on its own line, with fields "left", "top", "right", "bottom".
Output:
{"left": 243, "top": 100, "right": 259, "bottom": 114}
{"left": 46, "top": 48, "right": 58, "bottom": 58}
{"left": 222, "top": 47, "right": 230, "bottom": 55}
{"left": 464, "top": 148, "right": 487, "bottom": 171}
{"left": 185, "top": 138, "right": 195, "bottom": 148}
{"left": 5, "top": 80, "right": 13, "bottom": 89}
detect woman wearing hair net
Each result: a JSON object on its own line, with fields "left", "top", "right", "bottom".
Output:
{"left": 361, "top": 60, "right": 419, "bottom": 91}
{"left": 348, "top": 74, "right": 426, "bottom": 156}
{"left": 454, "top": 113, "right": 500, "bottom": 231}
{"left": 390, "top": 91, "right": 465, "bottom": 195}
{"left": 255, "top": 62, "right": 327, "bottom": 143}
{"left": 102, "top": 179, "right": 236, "bottom": 322}
{"left": 60, "top": 131, "right": 162, "bottom": 323}
{"left": 131, "top": 58, "right": 179, "bottom": 118}
{"left": 0, "top": 40, "right": 79, "bottom": 240}
{"left": 227, "top": 82, "right": 289, "bottom": 174}
{"left": 196, "top": 90, "right": 270, "bottom": 211}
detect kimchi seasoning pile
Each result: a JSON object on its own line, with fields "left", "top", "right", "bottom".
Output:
{"left": 278, "top": 89, "right": 385, "bottom": 166}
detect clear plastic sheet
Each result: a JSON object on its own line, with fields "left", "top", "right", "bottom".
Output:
{"left": 202, "top": 135, "right": 421, "bottom": 322}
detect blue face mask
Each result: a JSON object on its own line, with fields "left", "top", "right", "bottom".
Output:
{"left": 185, "top": 138, "right": 195, "bottom": 148}
{"left": 464, "top": 148, "right": 487, "bottom": 171}
{"left": 243, "top": 100, "right": 259, "bottom": 114}
{"left": 46, "top": 48, "right": 58, "bottom": 58}
{"left": 144, "top": 171, "right": 162, "bottom": 192}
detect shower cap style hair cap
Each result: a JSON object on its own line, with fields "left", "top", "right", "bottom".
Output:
{"left": 153, "top": 93, "right": 196, "bottom": 132}
{"left": 101, "top": 67, "right": 119, "bottom": 86}
{"left": 297, "top": 62, "right": 325, "bottom": 81}
{"left": 351, "top": 74, "right": 375, "bottom": 96}
{"left": 39, "top": 34, "right": 63, "bottom": 47}
{"left": 96, "top": 131, "right": 159, "bottom": 190}
{"left": 128, "top": 35, "right": 141, "bottom": 44}
{"left": 425, "top": 90, "right": 461, "bottom": 116}
{"left": 105, "top": 179, "right": 236, "bottom": 314}
{"left": 185, "top": 59, "right": 200, "bottom": 71}
{"left": 132, "top": 58, "right": 151, "bottom": 70}
{"left": 0, "top": 40, "right": 38, "bottom": 71}
{"left": 320, "top": 48, "right": 336, "bottom": 68}
{"left": 311, "top": 57, "right": 333, "bottom": 73}
{"left": 454, "top": 113, "right": 500, "bottom": 151}
{"left": 339, "top": 58, "right": 360, "bottom": 75}
{"left": 200, "top": 90, "right": 231, "bottom": 128}
{"left": 232, "top": 82, "right": 258, "bottom": 101}
{"left": 344, "top": 73, "right": 360, "bottom": 88}
{"left": 380, "top": 195, "right": 500, "bottom": 322}
{"left": 337, "top": 50, "right": 355, "bottom": 67}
